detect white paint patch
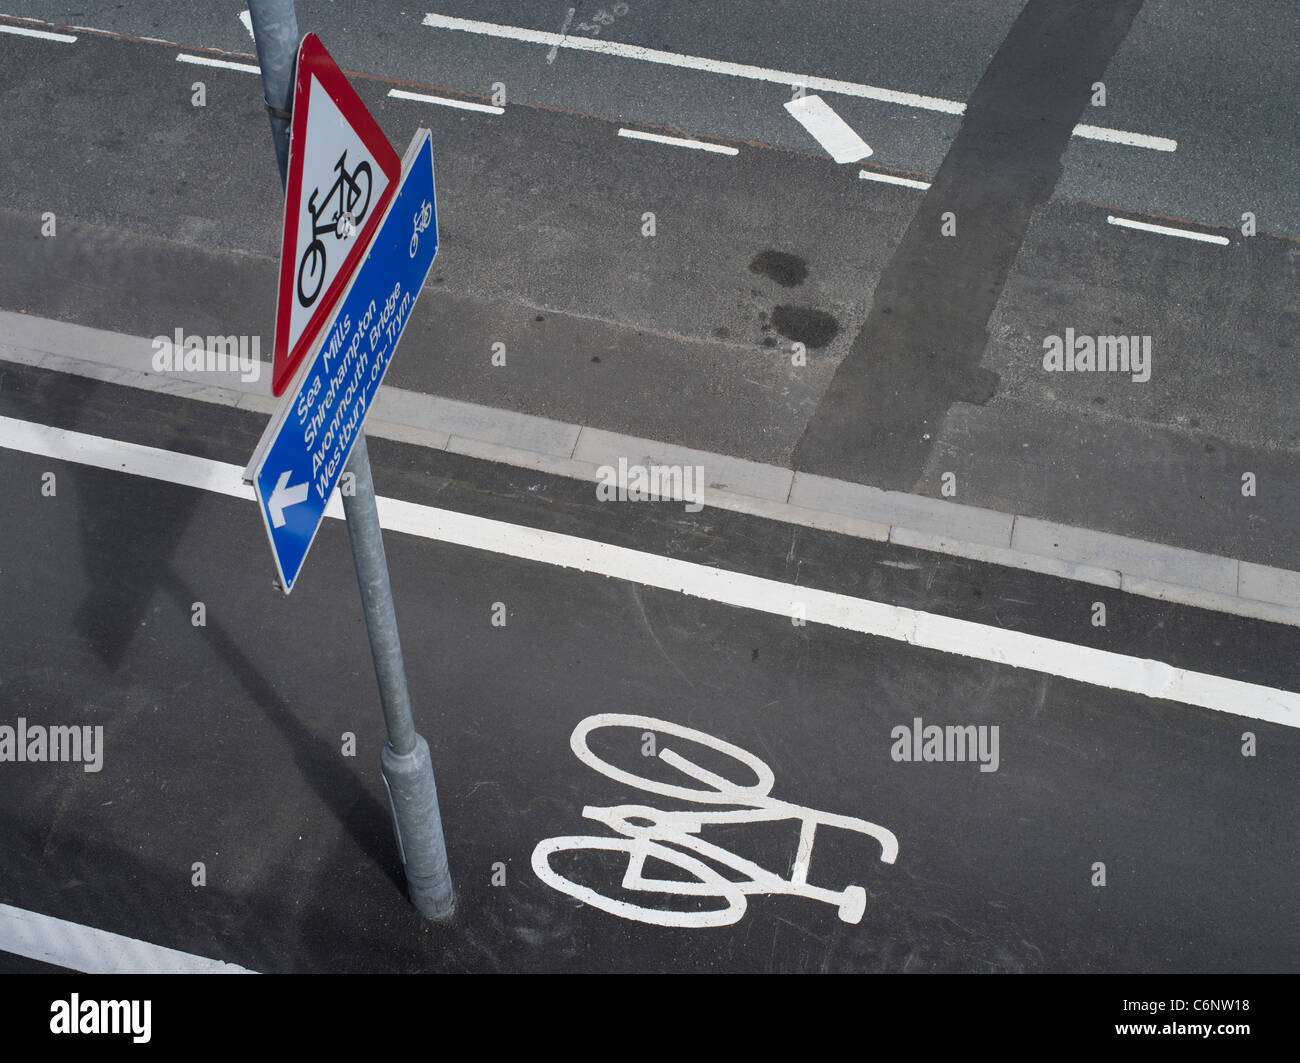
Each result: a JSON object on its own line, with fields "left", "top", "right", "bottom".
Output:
{"left": 388, "top": 88, "right": 504, "bottom": 114}
{"left": 0, "top": 903, "right": 254, "bottom": 974}
{"left": 532, "top": 714, "right": 899, "bottom": 927}
{"left": 237, "top": 9, "right": 254, "bottom": 40}
{"left": 859, "top": 168, "right": 931, "bottom": 190}
{"left": 1073, "top": 123, "right": 1177, "bottom": 152}
{"left": 1106, "top": 215, "right": 1230, "bottom": 245}
{"left": 784, "top": 94, "right": 872, "bottom": 162}
{"left": 0, "top": 23, "right": 77, "bottom": 42}
{"left": 547, "top": 7, "right": 574, "bottom": 65}
{"left": 177, "top": 52, "right": 259, "bottom": 73}
{"left": 617, "top": 128, "right": 738, "bottom": 155}
{"left": 1, "top": 415, "right": 1295, "bottom": 728}
{"left": 419, "top": 12, "right": 1176, "bottom": 150}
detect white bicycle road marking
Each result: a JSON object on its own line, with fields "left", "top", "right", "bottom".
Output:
{"left": 532, "top": 713, "right": 899, "bottom": 928}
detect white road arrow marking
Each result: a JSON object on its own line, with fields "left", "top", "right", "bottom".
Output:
{"left": 238, "top": 10, "right": 255, "bottom": 40}
{"left": 268, "top": 470, "right": 309, "bottom": 527}
{"left": 784, "top": 94, "right": 873, "bottom": 163}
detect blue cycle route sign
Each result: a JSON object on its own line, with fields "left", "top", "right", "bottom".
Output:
{"left": 248, "top": 128, "right": 438, "bottom": 593}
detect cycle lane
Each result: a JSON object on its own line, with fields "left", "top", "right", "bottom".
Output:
{"left": 1, "top": 371, "right": 1295, "bottom": 972}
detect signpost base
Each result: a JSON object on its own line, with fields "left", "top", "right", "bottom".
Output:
{"left": 381, "top": 736, "right": 455, "bottom": 918}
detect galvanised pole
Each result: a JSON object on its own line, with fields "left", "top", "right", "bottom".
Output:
{"left": 248, "top": 0, "right": 454, "bottom": 919}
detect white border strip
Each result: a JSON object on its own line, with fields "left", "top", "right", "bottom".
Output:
{"left": 0, "top": 23, "right": 77, "bottom": 42}
{"left": 859, "top": 168, "right": 931, "bottom": 190}
{"left": 1107, "top": 215, "right": 1230, "bottom": 246}
{"left": 617, "top": 128, "right": 738, "bottom": 155}
{"left": 177, "top": 52, "right": 259, "bottom": 73}
{"left": 1, "top": 414, "right": 1294, "bottom": 729}
{"left": 389, "top": 88, "right": 504, "bottom": 114}
{"left": 0, "top": 903, "right": 255, "bottom": 974}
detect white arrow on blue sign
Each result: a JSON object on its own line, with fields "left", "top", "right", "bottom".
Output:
{"left": 247, "top": 128, "right": 438, "bottom": 593}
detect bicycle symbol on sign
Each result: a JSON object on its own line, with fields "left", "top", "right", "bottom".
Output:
{"left": 296, "top": 150, "right": 373, "bottom": 308}
{"left": 409, "top": 199, "right": 432, "bottom": 258}
{"left": 531, "top": 713, "right": 900, "bottom": 929}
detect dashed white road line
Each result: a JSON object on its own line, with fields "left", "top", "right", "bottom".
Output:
{"left": 858, "top": 169, "right": 931, "bottom": 190}
{"left": 0, "top": 23, "right": 77, "bottom": 42}
{"left": 0, "top": 414, "right": 1295, "bottom": 729}
{"left": 389, "top": 88, "right": 504, "bottom": 114}
{"left": 617, "top": 128, "right": 738, "bottom": 155}
{"left": 1107, "top": 215, "right": 1230, "bottom": 245}
{"left": 1073, "top": 123, "right": 1177, "bottom": 152}
{"left": 177, "top": 51, "right": 260, "bottom": 73}
{"left": 784, "top": 94, "right": 872, "bottom": 163}
{"left": 0, "top": 903, "right": 255, "bottom": 974}
{"left": 420, "top": 11, "right": 1175, "bottom": 150}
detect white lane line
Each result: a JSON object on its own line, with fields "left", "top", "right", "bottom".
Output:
{"left": 423, "top": 11, "right": 964, "bottom": 114}
{"left": 1107, "top": 215, "right": 1230, "bottom": 245}
{"left": 177, "top": 52, "right": 259, "bottom": 73}
{"left": 388, "top": 88, "right": 505, "bottom": 114}
{"left": 1074, "top": 123, "right": 1177, "bottom": 152}
{"left": 0, "top": 23, "right": 78, "bottom": 42}
{"left": 238, "top": 10, "right": 255, "bottom": 41}
{"left": 1, "top": 414, "right": 1295, "bottom": 729}
{"left": 0, "top": 415, "right": 254, "bottom": 501}
{"left": 784, "top": 95, "right": 872, "bottom": 162}
{"left": 617, "top": 128, "right": 738, "bottom": 155}
{"left": 420, "top": 12, "right": 1175, "bottom": 150}
{"left": 547, "top": 7, "right": 575, "bottom": 65}
{"left": 859, "top": 169, "right": 931, "bottom": 190}
{"left": 0, "top": 903, "right": 255, "bottom": 974}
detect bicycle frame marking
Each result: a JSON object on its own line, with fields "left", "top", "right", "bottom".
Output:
{"left": 297, "top": 150, "right": 373, "bottom": 308}
{"left": 531, "top": 713, "right": 899, "bottom": 928}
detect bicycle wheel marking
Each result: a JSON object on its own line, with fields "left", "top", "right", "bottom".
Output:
{"left": 532, "top": 713, "right": 899, "bottom": 928}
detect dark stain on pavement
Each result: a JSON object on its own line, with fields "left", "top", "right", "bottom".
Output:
{"left": 772, "top": 305, "right": 839, "bottom": 349}
{"left": 750, "top": 250, "right": 808, "bottom": 287}
{"left": 794, "top": 0, "right": 1146, "bottom": 488}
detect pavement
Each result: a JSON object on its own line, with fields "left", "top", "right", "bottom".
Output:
{"left": 5, "top": 309, "right": 1300, "bottom": 628}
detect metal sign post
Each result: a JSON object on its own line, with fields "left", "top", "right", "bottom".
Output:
{"left": 247, "top": 0, "right": 453, "bottom": 920}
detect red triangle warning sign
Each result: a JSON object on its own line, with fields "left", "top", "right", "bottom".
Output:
{"left": 271, "top": 33, "right": 400, "bottom": 395}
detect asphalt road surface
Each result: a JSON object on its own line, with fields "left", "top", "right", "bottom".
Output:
{"left": 1, "top": 5, "right": 1296, "bottom": 566}
{"left": 1, "top": 358, "right": 1296, "bottom": 973}
{"left": 0, "top": 2, "right": 1296, "bottom": 976}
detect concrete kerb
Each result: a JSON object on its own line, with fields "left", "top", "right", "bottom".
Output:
{"left": 2, "top": 309, "right": 1297, "bottom": 627}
